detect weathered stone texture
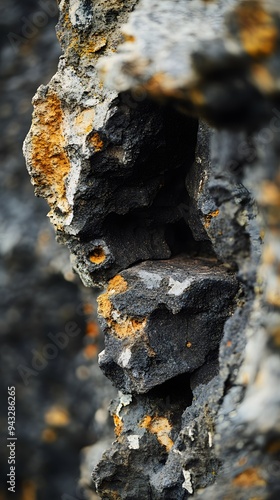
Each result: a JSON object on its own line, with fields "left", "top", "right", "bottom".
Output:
{"left": 24, "top": 0, "right": 280, "bottom": 499}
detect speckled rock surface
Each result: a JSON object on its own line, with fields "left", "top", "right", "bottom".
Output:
{"left": 24, "top": 0, "right": 280, "bottom": 499}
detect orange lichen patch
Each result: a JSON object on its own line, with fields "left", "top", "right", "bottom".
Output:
{"left": 233, "top": 468, "right": 266, "bottom": 488}
{"left": 266, "top": 439, "right": 280, "bottom": 454}
{"left": 41, "top": 428, "right": 57, "bottom": 443}
{"left": 74, "top": 108, "right": 95, "bottom": 136}
{"left": 140, "top": 416, "right": 174, "bottom": 452}
{"left": 235, "top": 1, "right": 277, "bottom": 58}
{"left": 114, "top": 317, "right": 147, "bottom": 339}
{"left": 89, "top": 246, "right": 106, "bottom": 265}
{"left": 260, "top": 181, "right": 280, "bottom": 208}
{"left": 22, "top": 480, "right": 37, "bottom": 500}
{"left": 89, "top": 132, "right": 104, "bottom": 152}
{"left": 97, "top": 292, "right": 112, "bottom": 320}
{"left": 80, "top": 35, "right": 107, "bottom": 57}
{"left": 186, "top": 341, "right": 192, "bottom": 348}
{"left": 251, "top": 64, "right": 275, "bottom": 93}
{"left": 98, "top": 276, "right": 146, "bottom": 338}
{"left": 84, "top": 344, "right": 98, "bottom": 359}
{"left": 204, "top": 209, "right": 220, "bottom": 229}
{"left": 86, "top": 321, "right": 99, "bottom": 337}
{"left": 113, "top": 414, "right": 124, "bottom": 437}
{"left": 108, "top": 275, "right": 128, "bottom": 294}
{"left": 31, "top": 91, "right": 70, "bottom": 214}
{"left": 44, "top": 406, "right": 70, "bottom": 427}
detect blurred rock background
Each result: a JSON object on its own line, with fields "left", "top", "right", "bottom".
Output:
{"left": 0, "top": 1, "right": 115, "bottom": 498}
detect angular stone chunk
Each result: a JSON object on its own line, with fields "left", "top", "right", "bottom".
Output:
{"left": 98, "top": 256, "right": 239, "bottom": 393}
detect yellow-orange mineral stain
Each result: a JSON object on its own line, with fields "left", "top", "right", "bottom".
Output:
{"left": 140, "top": 416, "right": 174, "bottom": 452}
{"left": 31, "top": 91, "right": 70, "bottom": 214}
{"left": 236, "top": 1, "right": 277, "bottom": 58}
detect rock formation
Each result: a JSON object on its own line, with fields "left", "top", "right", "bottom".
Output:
{"left": 24, "top": 0, "right": 280, "bottom": 498}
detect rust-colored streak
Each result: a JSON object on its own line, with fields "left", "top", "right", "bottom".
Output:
{"left": 31, "top": 91, "right": 70, "bottom": 214}
{"left": 235, "top": 1, "right": 277, "bottom": 58}
{"left": 233, "top": 467, "right": 266, "bottom": 488}
{"left": 140, "top": 415, "right": 174, "bottom": 452}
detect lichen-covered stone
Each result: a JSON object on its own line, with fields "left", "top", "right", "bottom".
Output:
{"left": 24, "top": 0, "right": 280, "bottom": 499}
{"left": 98, "top": 257, "right": 238, "bottom": 393}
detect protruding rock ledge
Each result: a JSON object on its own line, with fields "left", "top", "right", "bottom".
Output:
{"left": 98, "top": 256, "right": 239, "bottom": 393}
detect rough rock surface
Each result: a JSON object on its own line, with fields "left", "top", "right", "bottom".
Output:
{"left": 24, "top": 0, "right": 280, "bottom": 499}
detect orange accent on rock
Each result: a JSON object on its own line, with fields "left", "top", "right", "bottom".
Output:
{"left": 97, "top": 293, "right": 113, "bottom": 320}
{"left": 204, "top": 209, "right": 220, "bottom": 229}
{"left": 140, "top": 415, "right": 174, "bottom": 452}
{"left": 89, "top": 246, "right": 106, "bottom": 265}
{"left": 113, "top": 414, "right": 124, "bottom": 437}
{"left": 108, "top": 275, "right": 128, "bottom": 294}
{"left": 235, "top": 1, "right": 277, "bottom": 58}
{"left": 31, "top": 91, "right": 70, "bottom": 216}
{"left": 89, "top": 132, "right": 104, "bottom": 152}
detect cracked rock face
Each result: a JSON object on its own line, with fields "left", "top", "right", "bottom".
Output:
{"left": 24, "top": 0, "right": 280, "bottom": 499}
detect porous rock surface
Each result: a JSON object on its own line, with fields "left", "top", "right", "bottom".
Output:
{"left": 24, "top": 0, "right": 280, "bottom": 499}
